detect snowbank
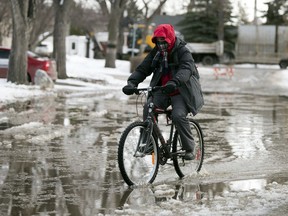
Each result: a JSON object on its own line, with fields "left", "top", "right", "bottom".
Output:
{"left": 1, "top": 55, "right": 288, "bottom": 107}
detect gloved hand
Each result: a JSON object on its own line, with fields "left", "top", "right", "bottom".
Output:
{"left": 162, "top": 80, "right": 178, "bottom": 95}
{"left": 122, "top": 83, "right": 137, "bottom": 95}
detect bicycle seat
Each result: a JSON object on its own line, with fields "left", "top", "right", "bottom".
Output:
{"left": 154, "top": 108, "right": 172, "bottom": 115}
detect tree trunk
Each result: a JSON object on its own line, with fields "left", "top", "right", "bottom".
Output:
{"left": 117, "top": 12, "right": 125, "bottom": 59}
{"left": 105, "top": 12, "right": 119, "bottom": 68}
{"left": 53, "top": 0, "right": 73, "bottom": 79}
{"left": 104, "top": 0, "right": 126, "bottom": 68}
{"left": 8, "top": 0, "right": 36, "bottom": 84}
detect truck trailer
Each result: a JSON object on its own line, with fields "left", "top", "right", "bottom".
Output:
{"left": 235, "top": 25, "right": 288, "bottom": 65}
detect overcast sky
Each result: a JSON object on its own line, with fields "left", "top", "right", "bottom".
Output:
{"left": 234, "top": 0, "right": 269, "bottom": 21}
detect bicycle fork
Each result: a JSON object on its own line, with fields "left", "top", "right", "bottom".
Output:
{"left": 133, "top": 102, "right": 156, "bottom": 157}
{"left": 165, "top": 123, "right": 175, "bottom": 158}
{"left": 134, "top": 120, "right": 153, "bottom": 157}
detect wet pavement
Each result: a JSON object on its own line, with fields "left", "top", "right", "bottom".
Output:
{"left": 0, "top": 77, "right": 288, "bottom": 215}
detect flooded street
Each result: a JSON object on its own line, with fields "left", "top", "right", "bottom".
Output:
{"left": 0, "top": 76, "right": 288, "bottom": 215}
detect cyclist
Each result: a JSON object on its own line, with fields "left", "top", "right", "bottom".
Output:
{"left": 122, "top": 24, "right": 204, "bottom": 160}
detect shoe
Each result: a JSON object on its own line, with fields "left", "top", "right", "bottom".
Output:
{"left": 184, "top": 151, "right": 195, "bottom": 160}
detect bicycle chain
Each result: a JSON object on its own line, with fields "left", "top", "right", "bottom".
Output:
{"left": 159, "top": 146, "right": 168, "bottom": 165}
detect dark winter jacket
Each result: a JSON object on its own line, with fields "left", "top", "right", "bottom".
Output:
{"left": 127, "top": 37, "right": 204, "bottom": 116}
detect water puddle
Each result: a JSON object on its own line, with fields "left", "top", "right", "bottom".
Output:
{"left": 116, "top": 175, "right": 288, "bottom": 215}
{"left": 0, "top": 92, "right": 288, "bottom": 215}
{"left": 0, "top": 96, "right": 57, "bottom": 130}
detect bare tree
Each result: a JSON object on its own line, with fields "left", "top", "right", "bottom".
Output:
{"left": 95, "top": 0, "right": 127, "bottom": 68}
{"left": 139, "top": 0, "right": 168, "bottom": 54}
{"left": 2, "top": 1, "right": 55, "bottom": 52}
{"left": 29, "top": 1, "right": 54, "bottom": 51}
{"left": 106, "top": 0, "right": 128, "bottom": 68}
{"left": 0, "top": 0, "right": 12, "bottom": 46}
{"left": 8, "top": 0, "right": 38, "bottom": 84}
{"left": 53, "top": 0, "right": 74, "bottom": 79}
{"left": 70, "top": 3, "right": 104, "bottom": 35}
{"left": 97, "top": 0, "right": 110, "bottom": 17}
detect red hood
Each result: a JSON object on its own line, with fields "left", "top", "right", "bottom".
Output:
{"left": 152, "top": 24, "right": 176, "bottom": 51}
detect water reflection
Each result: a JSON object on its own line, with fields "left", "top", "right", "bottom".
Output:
{"left": 200, "top": 93, "right": 288, "bottom": 162}
{"left": 0, "top": 96, "right": 57, "bottom": 130}
{"left": 118, "top": 177, "right": 288, "bottom": 209}
{"left": 117, "top": 183, "right": 203, "bottom": 213}
{"left": 117, "top": 176, "right": 288, "bottom": 214}
{"left": 0, "top": 92, "right": 288, "bottom": 215}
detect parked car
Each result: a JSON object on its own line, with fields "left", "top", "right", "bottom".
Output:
{"left": 279, "top": 58, "right": 288, "bottom": 69}
{"left": 0, "top": 47, "right": 57, "bottom": 83}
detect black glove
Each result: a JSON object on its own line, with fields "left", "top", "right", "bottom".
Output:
{"left": 162, "top": 80, "right": 178, "bottom": 95}
{"left": 122, "top": 83, "right": 137, "bottom": 95}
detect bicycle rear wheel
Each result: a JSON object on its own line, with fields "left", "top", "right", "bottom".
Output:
{"left": 172, "top": 118, "right": 204, "bottom": 178}
{"left": 118, "top": 121, "right": 159, "bottom": 186}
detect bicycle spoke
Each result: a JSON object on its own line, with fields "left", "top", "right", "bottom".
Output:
{"left": 172, "top": 119, "right": 204, "bottom": 178}
{"left": 118, "top": 122, "right": 159, "bottom": 186}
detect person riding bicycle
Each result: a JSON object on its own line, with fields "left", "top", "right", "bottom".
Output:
{"left": 122, "top": 24, "right": 204, "bottom": 160}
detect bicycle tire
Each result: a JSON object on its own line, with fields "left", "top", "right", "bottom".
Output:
{"left": 172, "top": 118, "right": 204, "bottom": 178}
{"left": 118, "top": 121, "right": 159, "bottom": 186}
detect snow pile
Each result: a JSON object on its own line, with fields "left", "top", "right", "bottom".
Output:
{"left": 0, "top": 79, "right": 55, "bottom": 105}
{"left": 269, "top": 69, "right": 288, "bottom": 89}
{"left": 1, "top": 56, "right": 288, "bottom": 106}
{"left": 0, "top": 121, "right": 73, "bottom": 145}
{"left": 0, "top": 55, "right": 130, "bottom": 106}
{"left": 66, "top": 55, "right": 129, "bottom": 86}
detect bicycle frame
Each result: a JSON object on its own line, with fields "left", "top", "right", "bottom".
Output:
{"left": 136, "top": 86, "right": 175, "bottom": 159}
{"left": 118, "top": 86, "right": 205, "bottom": 186}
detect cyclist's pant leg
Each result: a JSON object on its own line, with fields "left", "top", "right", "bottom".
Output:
{"left": 143, "top": 90, "right": 170, "bottom": 121}
{"left": 171, "top": 94, "right": 195, "bottom": 152}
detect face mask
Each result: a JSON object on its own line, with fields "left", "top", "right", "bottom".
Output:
{"left": 156, "top": 41, "right": 168, "bottom": 52}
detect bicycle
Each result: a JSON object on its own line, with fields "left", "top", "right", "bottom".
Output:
{"left": 118, "top": 86, "right": 204, "bottom": 186}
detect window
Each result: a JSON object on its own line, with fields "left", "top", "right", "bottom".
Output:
{"left": 0, "top": 50, "right": 10, "bottom": 59}
{"left": 72, "top": 42, "right": 76, "bottom": 50}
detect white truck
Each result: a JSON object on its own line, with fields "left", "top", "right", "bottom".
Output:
{"left": 234, "top": 25, "right": 288, "bottom": 66}
{"left": 186, "top": 40, "right": 224, "bottom": 65}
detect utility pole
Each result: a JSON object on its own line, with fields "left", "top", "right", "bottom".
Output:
{"left": 254, "top": 0, "right": 259, "bottom": 63}
{"left": 217, "top": 0, "right": 224, "bottom": 64}
{"left": 253, "top": 0, "right": 257, "bottom": 24}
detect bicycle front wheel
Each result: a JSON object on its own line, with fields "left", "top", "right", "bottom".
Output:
{"left": 172, "top": 118, "right": 204, "bottom": 178}
{"left": 118, "top": 121, "right": 159, "bottom": 186}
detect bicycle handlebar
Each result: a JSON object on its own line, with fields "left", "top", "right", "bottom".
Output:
{"left": 136, "top": 86, "right": 163, "bottom": 93}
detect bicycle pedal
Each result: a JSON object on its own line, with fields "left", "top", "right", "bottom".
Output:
{"left": 177, "top": 151, "right": 186, "bottom": 156}
{"left": 166, "top": 162, "right": 174, "bottom": 166}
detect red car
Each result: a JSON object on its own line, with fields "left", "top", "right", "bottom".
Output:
{"left": 0, "top": 47, "right": 57, "bottom": 83}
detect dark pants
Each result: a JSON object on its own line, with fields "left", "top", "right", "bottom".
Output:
{"left": 143, "top": 90, "right": 195, "bottom": 152}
